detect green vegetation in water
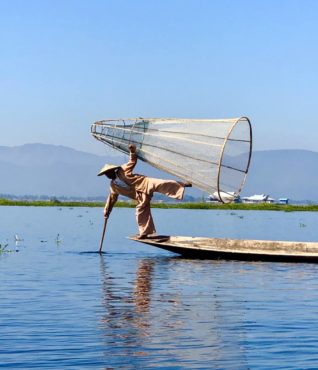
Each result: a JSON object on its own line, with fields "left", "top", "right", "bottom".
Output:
{"left": 151, "top": 202, "right": 318, "bottom": 212}
{"left": 0, "top": 198, "right": 104, "bottom": 208}
{"left": 0, "top": 243, "right": 9, "bottom": 253}
{"left": 1, "top": 198, "right": 318, "bottom": 212}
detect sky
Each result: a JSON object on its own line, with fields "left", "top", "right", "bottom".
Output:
{"left": 1, "top": 0, "right": 318, "bottom": 155}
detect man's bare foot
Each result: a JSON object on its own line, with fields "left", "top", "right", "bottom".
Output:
{"left": 133, "top": 233, "right": 159, "bottom": 239}
{"left": 183, "top": 182, "right": 192, "bottom": 187}
{"left": 133, "top": 234, "right": 149, "bottom": 239}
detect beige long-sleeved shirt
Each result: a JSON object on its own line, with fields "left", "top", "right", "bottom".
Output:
{"left": 104, "top": 152, "right": 148, "bottom": 217}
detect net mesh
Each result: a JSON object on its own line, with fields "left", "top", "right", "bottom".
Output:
{"left": 91, "top": 117, "right": 252, "bottom": 203}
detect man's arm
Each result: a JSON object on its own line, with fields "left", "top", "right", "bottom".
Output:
{"left": 121, "top": 144, "right": 137, "bottom": 175}
{"left": 104, "top": 191, "right": 119, "bottom": 219}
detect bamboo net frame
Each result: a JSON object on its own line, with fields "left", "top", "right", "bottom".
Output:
{"left": 91, "top": 117, "right": 252, "bottom": 203}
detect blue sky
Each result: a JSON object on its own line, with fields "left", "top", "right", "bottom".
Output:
{"left": 1, "top": 0, "right": 317, "bottom": 154}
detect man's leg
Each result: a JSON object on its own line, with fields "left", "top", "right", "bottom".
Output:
{"left": 135, "top": 192, "right": 156, "bottom": 238}
{"left": 148, "top": 178, "right": 185, "bottom": 200}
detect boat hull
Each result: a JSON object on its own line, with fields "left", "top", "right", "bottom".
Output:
{"left": 129, "top": 236, "right": 318, "bottom": 263}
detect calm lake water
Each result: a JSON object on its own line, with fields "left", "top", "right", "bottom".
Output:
{"left": 1, "top": 206, "right": 318, "bottom": 369}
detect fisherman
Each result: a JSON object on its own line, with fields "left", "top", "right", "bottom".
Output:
{"left": 98, "top": 144, "right": 191, "bottom": 239}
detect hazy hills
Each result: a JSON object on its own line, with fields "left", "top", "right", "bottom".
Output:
{"left": 0, "top": 144, "right": 185, "bottom": 199}
{"left": 0, "top": 144, "right": 124, "bottom": 198}
{"left": 0, "top": 144, "right": 317, "bottom": 201}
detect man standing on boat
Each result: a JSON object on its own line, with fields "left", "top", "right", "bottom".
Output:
{"left": 98, "top": 144, "right": 191, "bottom": 239}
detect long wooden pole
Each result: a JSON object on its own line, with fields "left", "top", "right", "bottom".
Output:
{"left": 99, "top": 218, "right": 108, "bottom": 253}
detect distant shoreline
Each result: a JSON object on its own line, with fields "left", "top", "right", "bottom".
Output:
{"left": 1, "top": 199, "right": 318, "bottom": 212}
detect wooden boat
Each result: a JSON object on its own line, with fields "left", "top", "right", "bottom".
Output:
{"left": 129, "top": 235, "right": 318, "bottom": 262}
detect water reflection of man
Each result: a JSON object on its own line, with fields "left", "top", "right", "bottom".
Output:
{"left": 133, "top": 260, "right": 154, "bottom": 316}
{"left": 99, "top": 257, "right": 155, "bottom": 344}
{"left": 98, "top": 144, "right": 191, "bottom": 239}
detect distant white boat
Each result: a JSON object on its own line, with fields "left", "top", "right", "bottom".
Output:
{"left": 241, "top": 194, "right": 274, "bottom": 203}
{"left": 209, "top": 191, "right": 238, "bottom": 203}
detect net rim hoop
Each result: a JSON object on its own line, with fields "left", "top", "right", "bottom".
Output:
{"left": 92, "top": 117, "right": 241, "bottom": 125}
{"left": 217, "top": 116, "right": 253, "bottom": 203}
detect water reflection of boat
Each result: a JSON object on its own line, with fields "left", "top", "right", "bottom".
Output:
{"left": 130, "top": 236, "right": 318, "bottom": 263}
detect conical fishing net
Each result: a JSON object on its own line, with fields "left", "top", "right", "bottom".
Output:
{"left": 91, "top": 117, "right": 252, "bottom": 203}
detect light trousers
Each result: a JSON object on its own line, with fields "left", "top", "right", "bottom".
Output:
{"left": 135, "top": 179, "right": 184, "bottom": 236}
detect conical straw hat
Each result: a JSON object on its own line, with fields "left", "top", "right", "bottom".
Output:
{"left": 97, "top": 164, "right": 120, "bottom": 176}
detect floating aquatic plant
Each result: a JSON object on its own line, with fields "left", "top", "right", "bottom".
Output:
{"left": 0, "top": 243, "right": 8, "bottom": 253}
{"left": 0, "top": 244, "right": 16, "bottom": 253}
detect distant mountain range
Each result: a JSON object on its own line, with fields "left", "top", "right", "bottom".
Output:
{"left": 0, "top": 144, "right": 317, "bottom": 201}
{"left": 0, "top": 143, "right": 190, "bottom": 199}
